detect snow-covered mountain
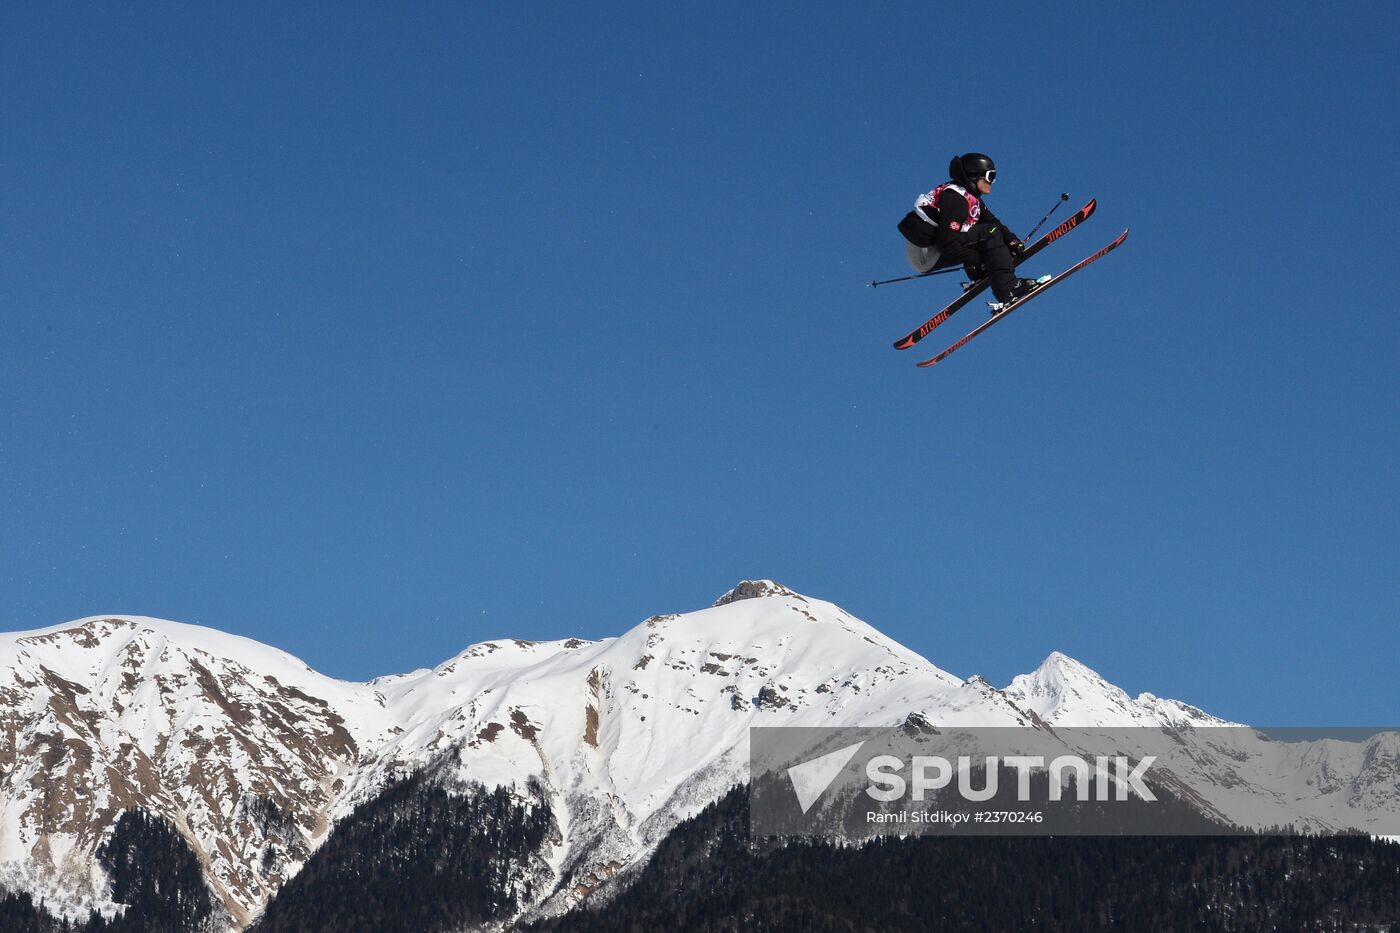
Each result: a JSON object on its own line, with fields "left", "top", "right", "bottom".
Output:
{"left": 1003, "top": 650, "right": 1232, "bottom": 727}
{"left": 1001, "top": 651, "right": 1400, "bottom": 835}
{"left": 0, "top": 581, "right": 1395, "bottom": 929}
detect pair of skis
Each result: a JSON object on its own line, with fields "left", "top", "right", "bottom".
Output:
{"left": 890, "top": 198, "right": 1128, "bottom": 367}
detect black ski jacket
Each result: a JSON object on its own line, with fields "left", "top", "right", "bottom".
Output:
{"left": 898, "top": 185, "right": 1019, "bottom": 266}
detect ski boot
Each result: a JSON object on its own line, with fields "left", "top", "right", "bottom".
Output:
{"left": 987, "top": 276, "right": 1051, "bottom": 314}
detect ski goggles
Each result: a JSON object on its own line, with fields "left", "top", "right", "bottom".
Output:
{"left": 982, "top": 169, "right": 997, "bottom": 184}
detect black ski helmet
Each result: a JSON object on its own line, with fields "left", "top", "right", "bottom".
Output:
{"left": 950, "top": 152, "right": 996, "bottom": 187}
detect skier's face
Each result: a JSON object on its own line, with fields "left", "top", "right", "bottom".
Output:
{"left": 977, "top": 176, "right": 993, "bottom": 195}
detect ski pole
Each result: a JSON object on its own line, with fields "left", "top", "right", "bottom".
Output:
{"left": 868, "top": 265, "right": 965, "bottom": 288}
{"left": 1021, "top": 193, "right": 1070, "bottom": 243}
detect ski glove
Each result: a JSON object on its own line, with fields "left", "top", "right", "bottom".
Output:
{"left": 1008, "top": 238, "right": 1026, "bottom": 258}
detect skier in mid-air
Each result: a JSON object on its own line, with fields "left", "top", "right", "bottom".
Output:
{"left": 882, "top": 157, "right": 1127, "bottom": 366}
{"left": 898, "top": 153, "right": 1045, "bottom": 310}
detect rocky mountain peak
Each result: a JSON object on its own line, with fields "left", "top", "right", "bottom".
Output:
{"left": 713, "top": 580, "right": 802, "bottom": 607}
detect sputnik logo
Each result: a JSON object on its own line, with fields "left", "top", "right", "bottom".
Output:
{"left": 786, "top": 741, "right": 866, "bottom": 814}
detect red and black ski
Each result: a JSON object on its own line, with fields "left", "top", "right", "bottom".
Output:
{"left": 916, "top": 228, "right": 1130, "bottom": 368}
{"left": 893, "top": 198, "right": 1098, "bottom": 350}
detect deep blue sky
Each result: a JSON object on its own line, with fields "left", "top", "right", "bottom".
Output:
{"left": 3, "top": 3, "right": 1396, "bottom": 723}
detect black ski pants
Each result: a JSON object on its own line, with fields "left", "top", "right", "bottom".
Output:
{"left": 965, "top": 232, "right": 1017, "bottom": 302}
{"left": 925, "top": 231, "right": 1018, "bottom": 302}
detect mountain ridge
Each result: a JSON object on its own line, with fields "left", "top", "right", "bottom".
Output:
{"left": 1, "top": 581, "right": 1394, "bottom": 930}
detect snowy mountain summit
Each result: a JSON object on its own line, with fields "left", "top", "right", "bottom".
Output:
{"left": 0, "top": 582, "right": 1394, "bottom": 929}
{"left": 1003, "top": 650, "right": 1235, "bottom": 728}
